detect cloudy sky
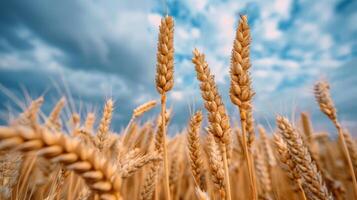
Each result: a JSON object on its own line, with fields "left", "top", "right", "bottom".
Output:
{"left": 0, "top": 0, "right": 356, "bottom": 135}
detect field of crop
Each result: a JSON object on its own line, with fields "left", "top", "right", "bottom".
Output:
{"left": 0, "top": 14, "right": 356, "bottom": 200}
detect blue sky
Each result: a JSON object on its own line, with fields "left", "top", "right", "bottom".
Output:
{"left": 0, "top": 0, "right": 356, "bottom": 135}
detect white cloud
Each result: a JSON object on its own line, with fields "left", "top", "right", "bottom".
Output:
{"left": 262, "top": 19, "right": 282, "bottom": 40}
{"left": 170, "top": 91, "right": 184, "bottom": 101}
{"left": 148, "top": 13, "right": 161, "bottom": 28}
{"left": 0, "top": 54, "right": 32, "bottom": 70}
{"left": 254, "top": 57, "right": 299, "bottom": 70}
{"left": 337, "top": 45, "right": 352, "bottom": 57}
{"left": 274, "top": 0, "right": 292, "bottom": 19}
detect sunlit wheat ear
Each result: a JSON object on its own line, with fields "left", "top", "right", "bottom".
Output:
{"left": 276, "top": 116, "right": 332, "bottom": 200}
{"left": 46, "top": 97, "right": 66, "bottom": 131}
{"left": 96, "top": 99, "right": 113, "bottom": 152}
{"left": 187, "top": 111, "right": 205, "bottom": 190}
{"left": 192, "top": 49, "right": 231, "bottom": 145}
{"left": 0, "top": 126, "right": 122, "bottom": 199}
{"left": 206, "top": 133, "right": 225, "bottom": 199}
{"left": 314, "top": 81, "right": 337, "bottom": 123}
{"left": 140, "top": 163, "right": 161, "bottom": 200}
{"left": 228, "top": 15, "right": 257, "bottom": 200}
{"left": 133, "top": 100, "right": 157, "bottom": 119}
{"left": 314, "top": 80, "right": 357, "bottom": 198}
{"left": 119, "top": 152, "right": 162, "bottom": 179}
{"left": 229, "top": 15, "right": 255, "bottom": 146}
{"left": 155, "top": 16, "right": 174, "bottom": 94}
{"left": 192, "top": 48, "right": 232, "bottom": 200}
{"left": 273, "top": 134, "right": 307, "bottom": 200}
{"left": 14, "top": 96, "right": 44, "bottom": 128}
{"left": 154, "top": 111, "right": 171, "bottom": 154}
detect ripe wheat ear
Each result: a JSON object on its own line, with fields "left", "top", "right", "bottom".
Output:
{"left": 0, "top": 126, "right": 121, "bottom": 200}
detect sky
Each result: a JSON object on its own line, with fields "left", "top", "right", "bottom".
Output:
{"left": 0, "top": 0, "right": 356, "bottom": 135}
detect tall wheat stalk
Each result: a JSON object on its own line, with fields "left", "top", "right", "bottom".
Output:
{"left": 192, "top": 49, "right": 232, "bottom": 200}
{"left": 155, "top": 15, "right": 175, "bottom": 200}
{"left": 229, "top": 15, "right": 257, "bottom": 199}
{"left": 314, "top": 80, "right": 357, "bottom": 198}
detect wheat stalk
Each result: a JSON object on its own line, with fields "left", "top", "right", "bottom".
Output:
{"left": 155, "top": 15, "right": 175, "bottom": 200}
{"left": 343, "top": 130, "right": 357, "bottom": 177}
{"left": 229, "top": 15, "right": 257, "bottom": 200}
{"left": 314, "top": 80, "right": 357, "bottom": 198}
{"left": 192, "top": 48, "right": 232, "bottom": 200}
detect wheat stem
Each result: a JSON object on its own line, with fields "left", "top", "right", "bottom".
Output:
{"left": 161, "top": 94, "right": 171, "bottom": 200}
{"left": 221, "top": 144, "right": 232, "bottom": 200}
{"left": 241, "top": 121, "right": 257, "bottom": 200}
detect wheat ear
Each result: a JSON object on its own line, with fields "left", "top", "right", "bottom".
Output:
{"left": 0, "top": 126, "right": 121, "bottom": 200}
{"left": 140, "top": 163, "right": 161, "bottom": 200}
{"left": 206, "top": 133, "right": 226, "bottom": 199}
{"left": 123, "top": 100, "right": 158, "bottom": 139}
{"left": 187, "top": 111, "right": 205, "bottom": 190}
{"left": 96, "top": 99, "right": 113, "bottom": 152}
{"left": 314, "top": 80, "right": 357, "bottom": 198}
{"left": 46, "top": 97, "right": 66, "bottom": 131}
{"left": 229, "top": 15, "right": 255, "bottom": 146}
{"left": 14, "top": 97, "right": 44, "bottom": 130}
{"left": 120, "top": 152, "right": 161, "bottom": 178}
{"left": 192, "top": 48, "right": 232, "bottom": 200}
{"left": 228, "top": 15, "right": 258, "bottom": 200}
{"left": 133, "top": 100, "right": 157, "bottom": 119}
{"left": 155, "top": 15, "right": 175, "bottom": 200}
{"left": 273, "top": 134, "right": 307, "bottom": 200}
{"left": 276, "top": 116, "right": 332, "bottom": 200}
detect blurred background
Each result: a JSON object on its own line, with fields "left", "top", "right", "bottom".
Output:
{"left": 0, "top": 0, "right": 356, "bottom": 135}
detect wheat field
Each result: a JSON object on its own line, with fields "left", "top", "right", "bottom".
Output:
{"left": 0, "top": 15, "right": 356, "bottom": 200}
